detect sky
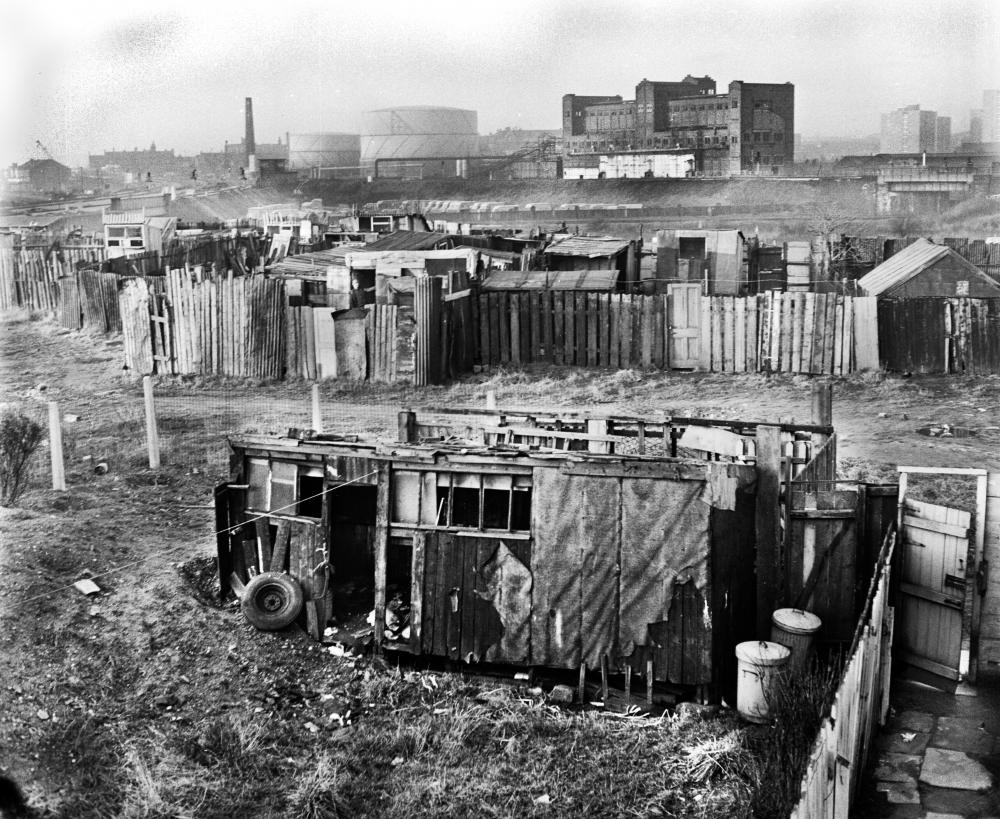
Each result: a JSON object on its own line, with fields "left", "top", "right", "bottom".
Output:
{"left": 2, "top": 0, "right": 999, "bottom": 168}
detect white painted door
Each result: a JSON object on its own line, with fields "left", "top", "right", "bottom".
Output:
{"left": 667, "top": 283, "right": 701, "bottom": 369}
{"left": 898, "top": 498, "right": 970, "bottom": 682}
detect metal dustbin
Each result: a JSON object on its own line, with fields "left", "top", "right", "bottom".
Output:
{"left": 770, "top": 608, "right": 822, "bottom": 672}
{"left": 735, "top": 640, "right": 790, "bottom": 723}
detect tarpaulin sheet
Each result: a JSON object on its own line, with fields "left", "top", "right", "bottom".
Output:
{"left": 618, "top": 479, "right": 709, "bottom": 659}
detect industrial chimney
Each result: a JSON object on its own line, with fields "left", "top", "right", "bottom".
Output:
{"left": 245, "top": 97, "right": 257, "bottom": 176}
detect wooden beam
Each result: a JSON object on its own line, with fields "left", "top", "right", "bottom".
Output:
{"left": 901, "top": 514, "right": 970, "bottom": 540}
{"left": 373, "top": 463, "right": 391, "bottom": 651}
{"left": 755, "top": 425, "right": 782, "bottom": 637}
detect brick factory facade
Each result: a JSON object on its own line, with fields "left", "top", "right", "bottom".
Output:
{"left": 562, "top": 75, "right": 794, "bottom": 177}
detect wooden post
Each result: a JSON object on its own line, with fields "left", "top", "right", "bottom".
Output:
{"left": 624, "top": 664, "right": 632, "bottom": 706}
{"left": 578, "top": 662, "right": 587, "bottom": 705}
{"left": 811, "top": 382, "right": 833, "bottom": 426}
{"left": 600, "top": 654, "right": 609, "bottom": 705}
{"left": 48, "top": 401, "right": 66, "bottom": 491}
{"left": 311, "top": 383, "right": 322, "bottom": 433}
{"left": 646, "top": 658, "right": 654, "bottom": 705}
{"left": 142, "top": 376, "right": 161, "bottom": 469}
{"left": 397, "top": 410, "right": 417, "bottom": 444}
{"left": 755, "top": 425, "right": 782, "bottom": 637}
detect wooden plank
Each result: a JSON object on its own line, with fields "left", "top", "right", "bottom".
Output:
{"left": 509, "top": 294, "right": 521, "bottom": 365}
{"left": 529, "top": 291, "right": 542, "bottom": 362}
{"left": 780, "top": 291, "right": 793, "bottom": 373}
{"left": 842, "top": 296, "right": 855, "bottom": 374}
{"left": 790, "top": 293, "right": 803, "bottom": 373}
{"left": 901, "top": 514, "right": 969, "bottom": 539}
{"left": 553, "top": 290, "right": 565, "bottom": 365}
{"left": 834, "top": 295, "right": 846, "bottom": 375}
{"left": 710, "top": 297, "right": 723, "bottom": 372}
{"left": 410, "top": 531, "right": 426, "bottom": 653}
{"left": 609, "top": 294, "right": 621, "bottom": 368}
{"left": 599, "top": 295, "right": 611, "bottom": 367}
{"left": 620, "top": 295, "right": 633, "bottom": 368}
{"left": 421, "top": 530, "right": 439, "bottom": 654}
{"left": 734, "top": 297, "right": 746, "bottom": 373}
{"left": 588, "top": 293, "right": 599, "bottom": 367}
{"left": 697, "top": 294, "right": 711, "bottom": 371}
{"left": 755, "top": 425, "right": 782, "bottom": 636}
{"left": 270, "top": 520, "right": 290, "bottom": 572}
{"left": 561, "top": 291, "right": 573, "bottom": 365}
{"left": 802, "top": 292, "right": 816, "bottom": 375}
{"left": 746, "top": 295, "right": 759, "bottom": 372}
{"left": 460, "top": 535, "right": 477, "bottom": 662}
{"left": 652, "top": 295, "right": 665, "bottom": 370}
{"left": 498, "top": 292, "right": 510, "bottom": 365}
{"left": 478, "top": 295, "right": 490, "bottom": 367}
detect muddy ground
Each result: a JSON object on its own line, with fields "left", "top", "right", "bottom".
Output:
{"left": 1, "top": 313, "right": 998, "bottom": 817}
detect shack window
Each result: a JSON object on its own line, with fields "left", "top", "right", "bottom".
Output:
{"left": 297, "top": 467, "right": 324, "bottom": 518}
{"left": 246, "top": 458, "right": 269, "bottom": 510}
{"left": 435, "top": 473, "right": 531, "bottom": 532}
{"left": 269, "top": 461, "right": 297, "bottom": 514}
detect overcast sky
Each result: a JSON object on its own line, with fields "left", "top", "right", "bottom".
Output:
{"left": 2, "top": 0, "right": 998, "bottom": 167}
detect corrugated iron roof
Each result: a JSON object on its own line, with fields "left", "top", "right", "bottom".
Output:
{"left": 481, "top": 269, "right": 619, "bottom": 291}
{"left": 858, "top": 238, "right": 992, "bottom": 296}
{"left": 364, "top": 231, "right": 454, "bottom": 251}
{"left": 544, "top": 235, "right": 630, "bottom": 258}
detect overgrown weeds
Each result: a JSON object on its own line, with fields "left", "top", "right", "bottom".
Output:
{"left": 746, "top": 659, "right": 841, "bottom": 818}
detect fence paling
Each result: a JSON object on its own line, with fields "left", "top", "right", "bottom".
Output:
{"left": 790, "top": 527, "right": 895, "bottom": 818}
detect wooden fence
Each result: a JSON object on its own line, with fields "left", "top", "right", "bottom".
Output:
{"left": 0, "top": 244, "right": 107, "bottom": 312}
{"left": 878, "top": 298, "right": 1000, "bottom": 374}
{"left": 790, "top": 526, "right": 896, "bottom": 818}
{"left": 120, "top": 271, "right": 286, "bottom": 378}
{"left": 477, "top": 291, "right": 880, "bottom": 374}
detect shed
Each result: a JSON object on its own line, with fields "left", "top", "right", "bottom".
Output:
{"left": 542, "top": 235, "right": 638, "bottom": 286}
{"left": 216, "top": 427, "right": 759, "bottom": 700}
{"left": 858, "top": 238, "right": 1000, "bottom": 298}
{"left": 653, "top": 229, "right": 746, "bottom": 296}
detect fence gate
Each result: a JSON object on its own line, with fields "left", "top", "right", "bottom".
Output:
{"left": 666, "top": 283, "right": 701, "bottom": 369}
{"left": 897, "top": 497, "right": 970, "bottom": 684}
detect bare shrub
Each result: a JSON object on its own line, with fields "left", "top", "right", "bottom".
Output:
{"left": 0, "top": 409, "right": 44, "bottom": 506}
{"left": 747, "top": 659, "right": 841, "bottom": 818}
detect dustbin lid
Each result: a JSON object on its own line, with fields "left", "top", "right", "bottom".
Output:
{"left": 735, "top": 640, "right": 791, "bottom": 666}
{"left": 771, "top": 608, "right": 822, "bottom": 635}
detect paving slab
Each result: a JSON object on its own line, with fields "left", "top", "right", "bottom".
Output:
{"left": 876, "top": 781, "right": 920, "bottom": 804}
{"left": 931, "top": 716, "right": 995, "bottom": 755}
{"left": 887, "top": 709, "right": 936, "bottom": 734}
{"left": 920, "top": 747, "right": 994, "bottom": 791}
{"left": 923, "top": 813, "right": 966, "bottom": 819}
{"left": 921, "top": 785, "right": 1000, "bottom": 817}
{"left": 873, "top": 752, "right": 922, "bottom": 784}
{"left": 877, "top": 729, "right": 930, "bottom": 755}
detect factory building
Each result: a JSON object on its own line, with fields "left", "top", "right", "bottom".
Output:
{"left": 562, "top": 76, "right": 794, "bottom": 177}
{"left": 361, "top": 106, "right": 478, "bottom": 179}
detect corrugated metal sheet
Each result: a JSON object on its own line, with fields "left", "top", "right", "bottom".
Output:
{"left": 481, "top": 269, "right": 618, "bottom": 291}
{"left": 858, "top": 238, "right": 991, "bottom": 296}
{"left": 364, "top": 231, "right": 454, "bottom": 251}
{"left": 544, "top": 235, "right": 630, "bottom": 258}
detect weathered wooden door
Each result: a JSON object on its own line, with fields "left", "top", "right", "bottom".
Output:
{"left": 418, "top": 533, "right": 531, "bottom": 665}
{"left": 667, "top": 283, "right": 701, "bottom": 369}
{"left": 898, "top": 498, "right": 971, "bottom": 682}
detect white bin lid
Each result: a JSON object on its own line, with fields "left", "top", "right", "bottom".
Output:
{"left": 735, "top": 640, "right": 791, "bottom": 666}
{"left": 772, "top": 608, "right": 822, "bottom": 635}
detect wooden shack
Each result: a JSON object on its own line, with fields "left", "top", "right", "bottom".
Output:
{"left": 858, "top": 238, "right": 1000, "bottom": 299}
{"left": 216, "top": 424, "right": 759, "bottom": 700}
{"left": 654, "top": 229, "right": 746, "bottom": 296}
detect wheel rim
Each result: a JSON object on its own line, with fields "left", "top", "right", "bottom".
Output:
{"left": 258, "top": 586, "right": 286, "bottom": 612}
